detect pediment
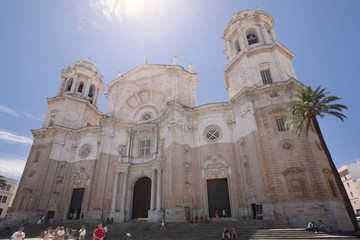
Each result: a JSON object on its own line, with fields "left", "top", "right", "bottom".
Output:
{"left": 109, "top": 64, "right": 182, "bottom": 87}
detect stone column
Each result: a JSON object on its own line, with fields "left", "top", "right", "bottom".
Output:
{"left": 259, "top": 21, "right": 271, "bottom": 44}
{"left": 153, "top": 129, "right": 158, "bottom": 159}
{"left": 236, "top": 29, "right": 246, "bottom": 51}
{"left": 83, "top": 79, "right": 91, "bottom": 98}
{"left": 70, "top": 75, "right": 78, "bottom": 93}
{"left": 270, "top": 29, "right": 277, "bottom": 42}
{"left": 125, "top": 131, "right": 132, "bottom": 162}
{"left": 120, "top": 171, "right": 128, "bottom": 211}
{"left": 94, "top": 87, "right": 100, "bottom": 106}
{"left": 150, "top": 169, "right": 156, "bottom": 211}
{"left": 156, "top": 169, "right": 162, "bottom": 210}
{"left": 111, "top": 170, "right": 120, "bottom": 212}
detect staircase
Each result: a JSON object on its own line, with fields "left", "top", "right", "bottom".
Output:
{"left": 0, "top": 220, "right": 358, "bottom": 239}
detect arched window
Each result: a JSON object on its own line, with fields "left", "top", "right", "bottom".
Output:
{"left": 88, "top": 85, "right": 95, "bottom": 103}
{"left": 234, "top": 40, "right": 241, "bottom": 53}
{"left": 49, "top": 114, "right": 55, "bottom": 127}
{"left": 66, "top": 79, "right": 73, "bottom": 92}
{"left": 247, "top": 34, "right": 258, "bottom": 45}
{"left": 78, "top": 82, "right": 84, "bottom": 93}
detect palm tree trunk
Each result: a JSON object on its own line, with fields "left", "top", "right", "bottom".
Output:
{"left": 312, "top": 117, "right": 359, "bottom": 233}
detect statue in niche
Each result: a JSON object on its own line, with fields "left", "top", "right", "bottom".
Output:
{"left": 48, "top": 199, "right": 58, "bottom": 211}
{"left": 54, "top": 176, "right": 63, "bottom": 193}
{"left": 184, "top": 195, "right": 192, "bottom": 207}
{"left": 247, "top": 191, "right": 256, "bottom": 203}
{"left": 118, "top": 144, "right": 126, "bottom": 161}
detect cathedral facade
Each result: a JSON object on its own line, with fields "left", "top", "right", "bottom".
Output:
{"left": 9, "top": 8, "right": 352, "bottom": 231}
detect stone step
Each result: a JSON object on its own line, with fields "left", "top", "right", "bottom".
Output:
{"left": 1, "top": 222, "right": 357, "bottom": 240}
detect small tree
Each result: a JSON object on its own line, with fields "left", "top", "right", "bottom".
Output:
{"left": 286, "top": 86, "right": 358, "bottom": 233}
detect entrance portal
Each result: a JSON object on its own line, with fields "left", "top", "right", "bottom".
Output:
{"left": 68, "top": 188, "right": 84, "bottom": 220}
{"left": 207, "top": 178, "right": 231, "bottom": 218}
{"left": 132, "top": 177, "right": 151, "bottom": 219}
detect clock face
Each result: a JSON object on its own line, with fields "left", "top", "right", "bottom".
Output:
{"left": 79, "top": 144, "right": 92, "bottom": 158}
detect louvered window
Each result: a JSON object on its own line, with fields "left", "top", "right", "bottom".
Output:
{"left": 261, "top": 69, "right": 272, "bottom": 85}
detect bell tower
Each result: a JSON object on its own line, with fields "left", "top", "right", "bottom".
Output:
{"left": 222, "top": 7, "right": 297, "bottom": 98}
{"left": 43, "top": 59, "right": 105, "bottom": 129}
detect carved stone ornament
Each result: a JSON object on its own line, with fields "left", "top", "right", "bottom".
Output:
{"left": 202, "top": 153, "right": 231, "bottom": 179}
{"left": 71, "top": 168, "right": 89, "bottom": 188}
{"left": 66, "top": 111, "right": 79, "bottom": 122}
{"left": 48, "top": 199, "right": 58, "bottom": 211}
{"left": 184, "top": 195, "right": 192, "bottom": 207}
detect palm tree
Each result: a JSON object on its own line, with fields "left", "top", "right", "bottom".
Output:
{"left": 286, "top": 86, "right": 359, "bottom": 233}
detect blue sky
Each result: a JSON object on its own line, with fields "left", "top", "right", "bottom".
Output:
{"left": 0, "top": 0, "right": 359, "bottom": 181}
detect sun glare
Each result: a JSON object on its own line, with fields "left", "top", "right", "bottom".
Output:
{"left": 125, "top": 0, "right": 145, "bottom": 17}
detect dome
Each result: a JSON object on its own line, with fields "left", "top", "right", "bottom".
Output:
{"left": 71, "top": 59, "right": 99, "bottom": 73}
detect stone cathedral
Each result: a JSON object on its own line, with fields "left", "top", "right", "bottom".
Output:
{"left": 8, "top": 8, "right": 352, "bottom": 231}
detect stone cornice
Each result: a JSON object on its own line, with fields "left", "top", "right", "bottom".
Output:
{"left": 223, "top": 41, "right": 295, "bottom": 74}
{"left": 31, "top": 124, "right": 101, "bottom": 139}
{"left": 47, "top": 95, "right": 102, "bottom": 115}
{"left": 229, "top": 78, "right": 305, "bottom": 104}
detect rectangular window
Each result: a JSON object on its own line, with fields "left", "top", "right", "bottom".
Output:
{"left": 260, "top": 69, "right": 272, "bottom": 85}
{"left": 0, "top": 209, "right": 3, "bottom": 216}
{"left": 0, "top": 196, "right": 2, "bottom": 202}
{"left": 5, "top": 185, "right": 10, "bottom": 191}
{"left": 1, "top": 196, "right": 7, "bottom": 203}
{"left": 140, "top": 140, "right": 151, "bottom": 157}
{"left": 0, "top": 185, "right": 4, "bottom": 190}
{"left": 276, "top": 118, "right": 286, "bottom": 132}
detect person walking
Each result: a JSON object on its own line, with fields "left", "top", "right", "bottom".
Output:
{"left": 79, "top": 225, "right": 86, "bottom": 240}
{"left": 10, "top": 227, "right": 25, "bottom": 240}
{"left": 125, "top": 232, "right": 131, "bottom": 240}
{"left": 222, "top": 209, "right": 227, "bottom": 217}
{"left": 215, "top": 210, "right": 219, "bottom": 219}
{"left": 160, "top": 218, "right": 166, "bottom": 230}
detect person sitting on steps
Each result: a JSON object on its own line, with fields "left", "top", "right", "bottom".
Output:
{"left": 222, "top": 227, "right": 230, "bottom": 239}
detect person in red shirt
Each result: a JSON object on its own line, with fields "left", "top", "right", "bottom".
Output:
{"left": 94, "top": 224, "right": 106, "bottom": 240}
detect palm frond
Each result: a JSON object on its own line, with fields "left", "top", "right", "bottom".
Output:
{"left": 286, "top": 85, "right": 347, "bottom": 135}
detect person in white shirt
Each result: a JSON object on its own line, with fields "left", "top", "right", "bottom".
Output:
{"left": 10, "top": 227, "right": 25, "bottom": 240}
{"left": 79, "top": 225, "right": 86, "bottom": 240}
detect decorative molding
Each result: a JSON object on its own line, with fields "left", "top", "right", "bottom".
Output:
{"left": 71, "top": 168, "right": 89, "bottom": 188}
{"left": 202, "top": 153, "right": 231, "bottom": 179}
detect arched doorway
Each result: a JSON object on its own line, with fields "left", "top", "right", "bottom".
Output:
{"left": 132, "top": 177, "right": 151, "bottom": 219}
{"left": 207, "top": 178, "right": 231, "bottom": 218}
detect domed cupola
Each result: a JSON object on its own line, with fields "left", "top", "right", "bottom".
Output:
{"left": 58, "top": 59, "right": 105, "bottom": 108}
{"left": 222, "top": 7, "right": 297, "bottom": 98}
